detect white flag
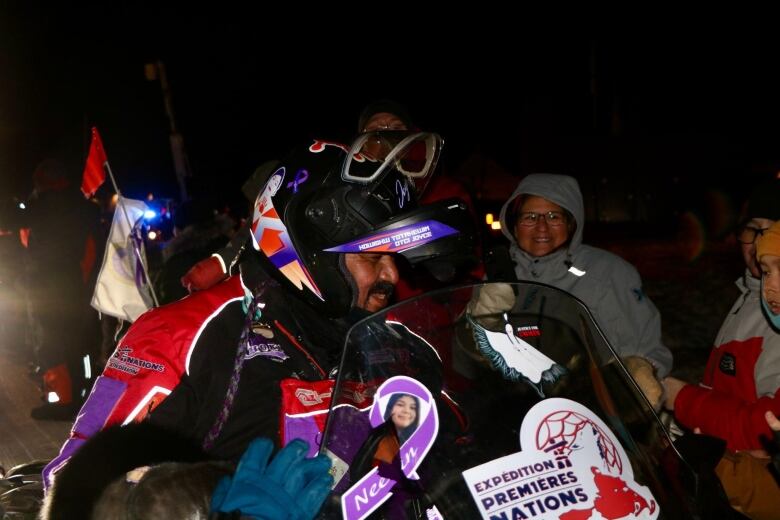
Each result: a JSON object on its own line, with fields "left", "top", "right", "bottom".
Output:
{"left": 91, "top": 196, "right": 154, "bottom": 321}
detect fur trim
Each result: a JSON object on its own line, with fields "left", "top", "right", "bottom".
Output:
{"left": 40, "top": 422, "right": 213, "bottom": 519}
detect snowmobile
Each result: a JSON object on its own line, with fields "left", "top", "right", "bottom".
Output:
{"left": 316, "top": 281, "right": 747, "bottom": 519}
{"left": 0, "top": 282, "right": 748, "bottom": 519}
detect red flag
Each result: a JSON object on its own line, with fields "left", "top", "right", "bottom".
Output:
{"left": 81, "top": 127, "right": 107, "bottom": 198}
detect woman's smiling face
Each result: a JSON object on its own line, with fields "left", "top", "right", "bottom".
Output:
{"left": 390, "top": 395, "right": 417, "bottom": 430}
{"left": 513, "top": 196, "right": 571, "bottom": 258}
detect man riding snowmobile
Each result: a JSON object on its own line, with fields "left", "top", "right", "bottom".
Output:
{"left": 41, "top": 131, "right": 475, "bottom": 518}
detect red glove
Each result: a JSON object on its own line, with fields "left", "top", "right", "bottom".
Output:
{"left": 181, "top": 254, "right": 227, "bottom": 293}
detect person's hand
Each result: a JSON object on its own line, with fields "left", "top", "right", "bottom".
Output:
{"left": 766, "top": 410, "right": 780, "bottom": 455}
{"left": 623, "top": 356, "right": 663, "bottom": 410}
{"left": 210, "top": 438, "right": 333, "bottom": 520}
{"left": 661, "top": 376, "right": 688, "bottom": 411}
{"left": 468, "top": 283, "right": 516, "bottom": 317}
{"left": 767, "top": 410, "right": 780, "bottom": 432}
{"left": 767, "top": 411, "right": 780, "bottom": 475}
{"left": 181, "top": 254, "right": 227, "bottom": 293}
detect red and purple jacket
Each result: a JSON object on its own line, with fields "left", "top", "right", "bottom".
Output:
{"left": 44, "top": 274, "right": 338, "bottom": 489}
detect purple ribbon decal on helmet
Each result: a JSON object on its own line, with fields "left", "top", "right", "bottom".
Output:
{"left": 340, "top": 376, "right": 439, "bottom": 520}
{"left": 286, "top": 168, "right": 309, "bottom": 193}
{"left": 324, "top": 220, "right": 458, "bottom": 254}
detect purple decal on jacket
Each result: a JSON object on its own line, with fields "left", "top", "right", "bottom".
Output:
{"left": 283, "top": 414, "right": 326, "bottom": 458}
{"left": 245, "top": 335, "right": 289, "bottom": 362}
{"left": 42, "top": 376, "right": 127, "bottom": 490}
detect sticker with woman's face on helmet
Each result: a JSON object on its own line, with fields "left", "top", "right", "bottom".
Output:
{"left": 462, "top": 398, "right": 658, "bottom": 520}
{"left": 340, "top": 375, "right": 439, "bottom": 520}
{"left": 250, "top": 167, "right": 323, "bottom": 300}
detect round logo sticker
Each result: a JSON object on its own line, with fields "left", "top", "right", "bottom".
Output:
{"left": 463, "top": 398, "right": 657, "bottom": 519}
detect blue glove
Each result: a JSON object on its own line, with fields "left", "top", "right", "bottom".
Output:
{"left": 210, "top": 438, "right": 333, "bottom": 520}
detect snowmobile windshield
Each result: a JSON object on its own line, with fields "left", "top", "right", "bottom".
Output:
{"left": 318, "top": 282, "right": 704, "bottom": 519}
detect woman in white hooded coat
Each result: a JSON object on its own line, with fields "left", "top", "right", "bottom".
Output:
{"left": 492, "top": 173, "right": 672, "bottom": 379}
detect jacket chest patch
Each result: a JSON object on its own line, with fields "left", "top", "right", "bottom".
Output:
{"left": 245, "top": 334, "right": 289, "bottom": 362}
{"left": 718, "top": 352, "right": 737, "bottom": 376}
{"left": 108, "top": 347, "right": 166, "bottom": 375}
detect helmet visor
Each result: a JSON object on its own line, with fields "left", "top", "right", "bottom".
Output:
{"left": 341, "top": 131, "right": 442, "bottom": 196}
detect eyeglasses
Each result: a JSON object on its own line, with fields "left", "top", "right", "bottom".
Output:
{"left": 362, "top": 122, "right": 408, "bottom": 133}
{"left": 517, "top": 211, "right": 566, "bottom": 227}
{"left": 737, "top": 226, "right": 770, "bottom": 244}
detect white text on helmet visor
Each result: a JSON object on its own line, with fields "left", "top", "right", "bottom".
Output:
{"left": 324, "top": 220, "right": 458, "bottom": 254}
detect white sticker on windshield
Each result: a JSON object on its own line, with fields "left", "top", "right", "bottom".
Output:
{"left": 468, "top": 313, "right": 566, "bottom": 397}
{"left": 462, "top": 398, "right": 658, "bottom": 520}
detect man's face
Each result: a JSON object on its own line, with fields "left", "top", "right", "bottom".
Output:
{"left": 360, "top": 113, "right": 409, "bottom": 161}
{"left": 362, "top": 112, "right": 408, "bottom": 133}
{"left": 513, "top": 196, "right": 571, "bottom": 258}
{"left": 761, "top": 254, "right": 780, "bottom": 315}
{"left": 740, "top": 218, "right": 774, "bottom": 278}
{"left": 344, "top": 253, "right": 399, "bottom": 312}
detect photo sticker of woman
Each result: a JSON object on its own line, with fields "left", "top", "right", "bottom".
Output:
{"left": 342, "top": 376, "right": 439, "bottom": 520}
{"left": 373, "top": 393, "right": 420, "bottom": 465}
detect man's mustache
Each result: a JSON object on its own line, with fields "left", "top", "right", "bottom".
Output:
{"left": 368, "top": 281, "right": 395, "bottom": 299}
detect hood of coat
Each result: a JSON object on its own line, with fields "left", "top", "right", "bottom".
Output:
{"left": 499, "top": 173, "right": 584, "bottom": 254}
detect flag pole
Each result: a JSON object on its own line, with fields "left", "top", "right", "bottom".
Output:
{"left": 104, "top": 158, "right": 121, "bottom": 196}
{"left": 104, "top": 160, "right": 160, "bottom": 308}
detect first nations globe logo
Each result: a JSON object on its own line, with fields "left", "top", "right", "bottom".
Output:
{"left": 462, "top": 398, "right": 658, "bottom": 520}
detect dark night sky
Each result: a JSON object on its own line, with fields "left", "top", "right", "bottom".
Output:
{"left": 3, "top": 8, "right": 780, "bottom": 223}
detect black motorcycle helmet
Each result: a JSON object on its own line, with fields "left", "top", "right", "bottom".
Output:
{"left": 249, "top": 132, "right": 474, "bottom": 318}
